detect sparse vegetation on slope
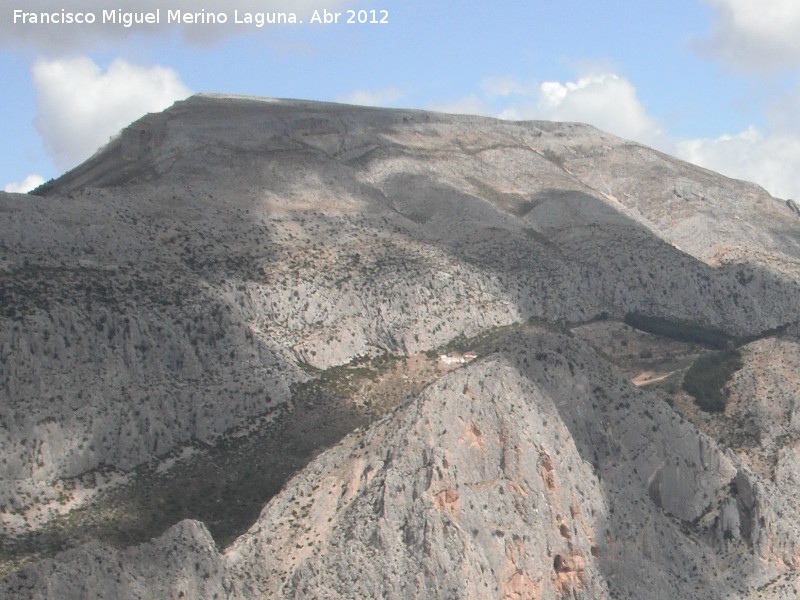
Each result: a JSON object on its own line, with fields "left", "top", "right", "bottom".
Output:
{"left": 0, "top": 347, "right": 447, "bottom": 578}
{"left": 424, "top": 322, "right": 547, "bottom": 359}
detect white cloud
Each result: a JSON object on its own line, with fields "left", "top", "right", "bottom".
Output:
{"left": 698, "top": 0, "right": 800, "bottom": 70}
{"left": 338, "top": 87, "right": 405, "bottom": 107}
{"left": 676, "top": 127, "right": 800, "bottom": 199}
{"left": 33, "top": 57, "right": 190, "bottom": 169}
{"left": 3, "top": 174, "right": 46, "bottom": 193}
{"left": 500, "top": 74, "right": 665, "bottom": 147}
{"left": 3, "top": 1, "right": 346, "bottom": 50}
{"left": 448, "top": 73, "right": 666, "bottom": 148}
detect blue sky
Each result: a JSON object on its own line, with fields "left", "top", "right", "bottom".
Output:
{"left": 4, "top": 0, "right": 800, "bottom": 198}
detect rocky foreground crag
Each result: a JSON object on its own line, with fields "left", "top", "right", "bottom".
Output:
{"left": 2, "top": 95, "right": 800, "bottom": 598}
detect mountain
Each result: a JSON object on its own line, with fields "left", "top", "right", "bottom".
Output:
{"left": 2, "top": 94, "right": 800, "bottom": 598}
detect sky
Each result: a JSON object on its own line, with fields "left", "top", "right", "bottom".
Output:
{"left": 3, "top": 0, "right": 800, "bottom": 200}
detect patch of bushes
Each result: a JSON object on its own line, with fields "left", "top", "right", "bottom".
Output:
{"left": 294, "top": 353, "right": 399, "bottom": 399}
{"left": 425, "top": 322, "right": 532, "bottom": 360}
{"left": 624, "top": 312, "right": 731, "bottom": 349}
{"left": 683, "top": 349, "right": 743, "bottom": 413}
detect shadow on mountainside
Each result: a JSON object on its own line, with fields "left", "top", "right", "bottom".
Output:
{"left": 0, "top": 388, "right": 368, "bottom": 575}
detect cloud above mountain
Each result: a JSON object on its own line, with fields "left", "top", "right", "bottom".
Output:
{"left": 495, "top": 74, "right": 665, "bottom": 148}
{"left": 33, "top": 57, "right": 190, "bottom": 169}
{"left": 432, "top": 72, "right": 667, "bottom": 151}
{"left": 677, "top": 127, "right": 800, "bottom": 199}
{"left": 338, "top": 87, "right": 406, "bottom": 108}
{"left": 3, "top": 174, "right": 45, "bottom": 194}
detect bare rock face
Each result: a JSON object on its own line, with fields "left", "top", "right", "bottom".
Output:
{"left": 225, "top": 333, "right": 742, "bottom": 600}
{"left": 4, "top": 95, "right": 800, "bottom": 598}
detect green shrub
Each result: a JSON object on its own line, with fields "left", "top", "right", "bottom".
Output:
{"left": 624, "top": 312, "right": 731, "bottom": 349}
{"left": 683, "top": 349, "right": 743, "bottom": 413}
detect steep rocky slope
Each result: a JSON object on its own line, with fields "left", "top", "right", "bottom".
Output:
{"left": 3, "top": 95, "right": 800, "bottom": 597}
{"left": 5, "top": 333, "right": 800, "bottom": 599}
{"left": 225, "top": 333, "right": 746, "bottom": 600}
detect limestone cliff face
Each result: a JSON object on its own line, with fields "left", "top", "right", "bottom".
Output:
{"left": 225, "top": 333, "right": 743, "bottom": 600}
{"left": 4, "top": 96, "right": 800, "bottom": 598}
